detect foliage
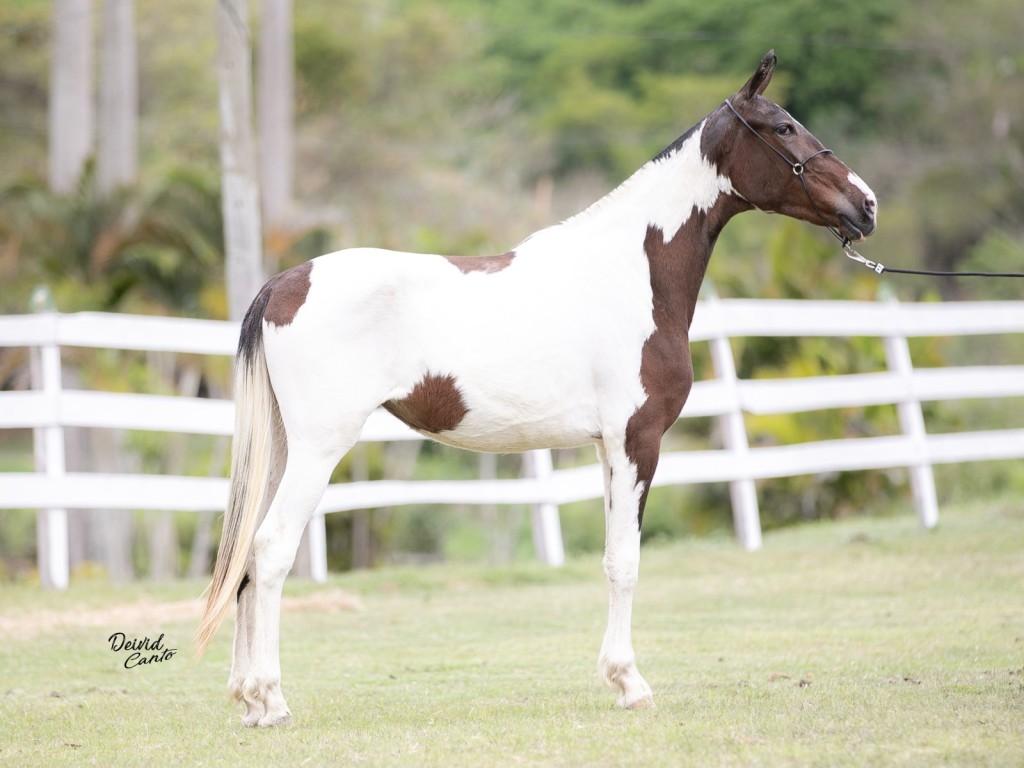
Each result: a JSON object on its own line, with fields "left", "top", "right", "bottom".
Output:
{"left": 459, "top": 0, "right": 901, "bottom": 176}
{"left": 0, "top": 1, "right": 50, "bottom": 182}
{"left": 0, "top": 163, "right": 224, "bottom": 316}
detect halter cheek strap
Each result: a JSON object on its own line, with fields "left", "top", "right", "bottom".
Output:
{"left": 723, "top": 98, "right": 835, "bottom": 177}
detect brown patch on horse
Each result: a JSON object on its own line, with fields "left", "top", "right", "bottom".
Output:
{"left": 624, "top": 220, "right": 723, "bottom": 526}
{"left": 444, "top": 251, "right": 516, "bottom": 275}
{"left": 383, "top": 373, "right": 469, "bottom": 433}
{"left": 623, "top": 327, "right": 693, "bottom": 525}
{"left": 264, "top": 261, "right": 313, "bottom": 327}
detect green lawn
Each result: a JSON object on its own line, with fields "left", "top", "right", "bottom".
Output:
{"left": 1, "top": 499, "right": 1021, "bottom": 767}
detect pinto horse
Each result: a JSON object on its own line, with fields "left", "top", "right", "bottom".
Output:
{"left": 196, "top": 51, "right": 877, "bottom": 726}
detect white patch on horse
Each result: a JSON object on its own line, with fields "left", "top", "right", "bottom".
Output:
{"left": 565, "top": 122, "right": 735, "bottom": 244}
{"left": 847, "top": 171, "right": 876, "bottom": 204}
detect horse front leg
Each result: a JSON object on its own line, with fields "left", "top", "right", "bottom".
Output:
{"left": 596, "top": 439, "right": 656, "bottom": 710}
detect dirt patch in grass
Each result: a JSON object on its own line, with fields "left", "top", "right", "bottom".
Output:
{"left": 0, "top": 588, "right": 363, "bottom": 640}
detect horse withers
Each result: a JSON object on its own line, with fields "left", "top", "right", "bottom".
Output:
{"left": 196, "top": 51, "right": 877, "bottom": 727}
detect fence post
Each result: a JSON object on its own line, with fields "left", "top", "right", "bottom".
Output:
{"left": 704, "top": 285, "right": 762, "bottom": 551}
{"left": 523, "top": 449, "right": 565, "bottom": 566}
{"left": 880, "top": 287, "right": 939, "bottom": 529}
{"left": 29, "top": 287, "right": 70, "bottom": 589}
{"left": 306, "top": 513, "right": 328, "bottom": 582}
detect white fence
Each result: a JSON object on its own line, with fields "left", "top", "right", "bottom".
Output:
{"left": 2, "top": 295, "right": 1023, "bottom": 589}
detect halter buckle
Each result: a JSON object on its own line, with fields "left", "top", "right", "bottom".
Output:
{"left": 792, "top": 163, "right": 804, "bottom": 176}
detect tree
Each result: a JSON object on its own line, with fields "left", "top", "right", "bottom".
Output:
{"left": 49, "top": 0, "right": 93, "bottom": 193}
{"left": 216, "top": 0, "right": 265, "bottom": 321}
{"left": 258, "top": 0, "right": 294, "bottom": 239}
{"left": 97, "top": 0, "right": 138, "bottom": 196}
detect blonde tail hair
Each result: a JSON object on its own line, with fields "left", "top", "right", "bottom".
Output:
{"left": 195, "top": 298, "right": 277, "bottom": 657}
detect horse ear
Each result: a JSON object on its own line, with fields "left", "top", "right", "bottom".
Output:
{"left": 738, "top": 50, "right": 776, "bottom": 101}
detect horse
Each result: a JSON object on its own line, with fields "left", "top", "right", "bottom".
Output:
{"left": 196, "top": 51, "right": 877, "bottom": 727}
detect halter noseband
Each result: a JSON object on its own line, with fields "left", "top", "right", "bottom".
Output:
{"left": 723, "top": 98, "right": 849, "bottom": 247}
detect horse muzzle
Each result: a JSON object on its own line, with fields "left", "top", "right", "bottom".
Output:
{"left": 838, "top": 195, "right": 877, "bottom": 242}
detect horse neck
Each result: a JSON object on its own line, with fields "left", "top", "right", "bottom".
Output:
{"left": 565, "top": 121, "right": 742, "bottom": 329}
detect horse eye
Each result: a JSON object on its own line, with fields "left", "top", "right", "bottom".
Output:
{"left": 774, "top": 123, "right": 794, "bottom": 136}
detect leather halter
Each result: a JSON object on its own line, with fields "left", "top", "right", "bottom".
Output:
{"left": 723, "top": 98, "right": 848, "bottom": 246}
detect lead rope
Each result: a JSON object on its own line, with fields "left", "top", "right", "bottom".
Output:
{"left": 723, "top": 99, "right": 1024, "bottom": 279}
{"left": 841, "top": 240, "right": 1024, "bottom": 278}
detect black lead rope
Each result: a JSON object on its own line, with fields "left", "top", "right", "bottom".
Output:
{"left": 841, "top": 241, "right": 1024, "bottom": 279}
{"left": 723, "top": 99, "right": 1024, "bottom": 280}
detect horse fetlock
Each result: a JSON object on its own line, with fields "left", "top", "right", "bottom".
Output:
{"left": 598, "top": 649, "right": 635, "bottom": 687}
{"left": 227, "top": 676, "right": 245, "bottom": 703}
{"left": 242, "top": 674, "right": 269, "bottom": 700}
{"left": 239, "top": 674, "right": 290, "bottom": 727}
{"left": 599, "top": 652, "right": 654, "bottom": 709}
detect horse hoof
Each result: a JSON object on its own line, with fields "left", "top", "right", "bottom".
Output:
{"left": 241, "top": 710, "right": 262, "bottom": 728}
{"left": 257, "top": 710, "right": 292, "bottom": 728}
{"left": 625, "top": 694, "right": 656, "bottom": 711}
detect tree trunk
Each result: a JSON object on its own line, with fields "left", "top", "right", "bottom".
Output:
{"left": 49, "top": 0, "right": 93, "bottom": 193}
{"left": 258, "top": 0, "right": 293, "bottom": 240}
{"left": 97, "top": 0, "right": 137, "bottom": 195}
{"left": 217, "top": 0, "right": 265, "bottom": 321}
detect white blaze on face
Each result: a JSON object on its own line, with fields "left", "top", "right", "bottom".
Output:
{"left": 848, "top": 171, "right": 877, "bottom": 211}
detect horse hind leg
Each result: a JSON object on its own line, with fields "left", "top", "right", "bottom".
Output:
{"left": 230, "top": 570, "right": 255, "bottom": 716}
{"left": 228, "top": 413, "right": 286, "bottom": 721}
{"left": 240, "top": 412, "right": 365, "bottom": 727}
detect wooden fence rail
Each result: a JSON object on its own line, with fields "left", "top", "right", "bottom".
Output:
{"left": 1, "top": 294, "right": 1022, "bottom": 589}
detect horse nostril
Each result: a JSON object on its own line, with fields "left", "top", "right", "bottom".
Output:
{"left": 863, "top": 197, "right": 877, "bottom": 217}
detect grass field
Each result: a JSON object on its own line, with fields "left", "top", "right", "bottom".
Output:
{"left": 1, "top": 499, "right": 1021, "bottom": 767}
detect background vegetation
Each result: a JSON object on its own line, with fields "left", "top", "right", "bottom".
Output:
{"left": 1, "top": 0, "right": 1023, "bottom": 578}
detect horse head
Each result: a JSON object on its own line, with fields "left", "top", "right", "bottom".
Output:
{"left": 709, "top": 51, "right": 877, "bottom": 243}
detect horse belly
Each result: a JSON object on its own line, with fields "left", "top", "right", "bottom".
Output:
{"left": 382, "top": 344, "right": 601, "bottom": 452}
{"left": 426, "top": 386, "right": 600, "bottom": 453}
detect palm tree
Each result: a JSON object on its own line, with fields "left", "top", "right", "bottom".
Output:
{"left": 0, "top": 163, "right": 224, "bottom": 315}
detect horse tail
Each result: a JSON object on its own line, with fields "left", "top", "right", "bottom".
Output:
{"left": 195, "top": 287, "right": 278, "bottom": 657}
